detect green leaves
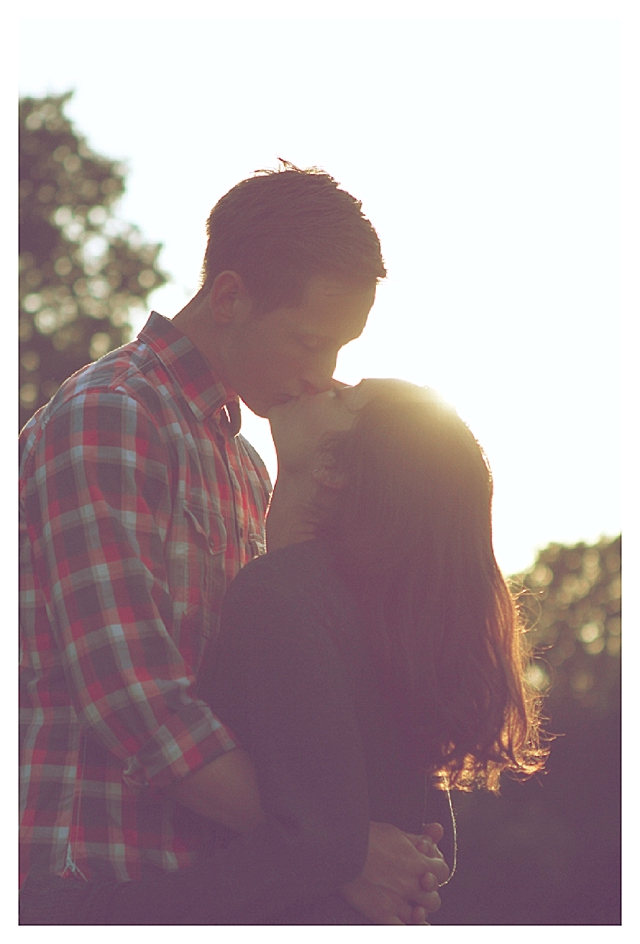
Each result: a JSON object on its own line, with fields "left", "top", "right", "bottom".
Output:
{"left": 514, "top": 535, "right": 621, "bottom": 714}
{"left": 19, "top": 93, "right": 168, "bottom": 429}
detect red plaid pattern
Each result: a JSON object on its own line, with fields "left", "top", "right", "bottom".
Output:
{"left": 19, "top": 313, "right": 271, "bottom": 884}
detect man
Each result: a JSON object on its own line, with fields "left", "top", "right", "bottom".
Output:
{"left": 20, "top": 163, "right": 448, "bottom": 924}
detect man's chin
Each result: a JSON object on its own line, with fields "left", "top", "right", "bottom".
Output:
{"left": 262, "top": 395, "right": 301, "bottom": 418}
{"left": 237, "top": 392, "right": 270, "bottom": 418}
{"left": 242, "top": 402, "right": 268, "bottom": 418}
{"left": 242, "top": 392, "right": 299, "bottom": 419}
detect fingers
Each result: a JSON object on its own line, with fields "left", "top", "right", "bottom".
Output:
{"left": 421, "top": 870, "right": 437, "bottom": 891}
{"left": 408, "top": 886, "right": 442, "bottom": 913}
{"left": 422, "top": 890, "right": 442, "bottom": 914}
{"left": 403, "top": 830, "right": 425, "bottom": 846}
{"left": 341, "top": 877, "right": 414, "bottom": 925}
{"left": 359, "top": 822, "right": 449, "bottom": 917}
{"left": 419, "top": 856, "right": 450, "bottom": 888}
{"left": 409, "top": 906, "right": 429, "bottom": 925}
{"left": 406, "top": 868, "right": 442, "bottom": 911}
{"left": 375, "top": 890, "right": 413, "bottom": 925}
{"left": 341, "top": 871, "right": 440, "bottom": 924}
{"left": 416, "top": 836, "right": 437, "bottom": 857}
{"left": 422, "top": 822, "right": 444, "bottom": 844}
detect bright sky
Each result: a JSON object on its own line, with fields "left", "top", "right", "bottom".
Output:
{"left": 18, "top": 3, "right": 626, "bottom": 576}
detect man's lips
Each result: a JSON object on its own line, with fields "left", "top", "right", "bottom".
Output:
{"left": 275, "top": 394, "right": 299, "bottom": 405}
{"left": 273, "top": 381, "right": 348, "bottom": 407}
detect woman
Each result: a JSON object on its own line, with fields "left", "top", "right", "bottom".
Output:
{"left": 26, "top": 379, "right": 545, "bottom": 924}
{"left": 171, "top": 378, "right": 544, "bottom": 924}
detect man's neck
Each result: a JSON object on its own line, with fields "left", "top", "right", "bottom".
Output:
{"left": 266, "top": 473, "right": 317, "bottom": 551}
{"left": 172, "top": 292, "right": 226, "bottom": 378}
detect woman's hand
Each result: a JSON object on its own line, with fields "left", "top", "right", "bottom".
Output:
{"left": 413, "top": 821, "right": 449, "bottom": 883}
{"left": 408, "top": 822, "right": 450, "bottom": 923}
{"left": 340, "top": 821, "right": 450, "bottom": 924}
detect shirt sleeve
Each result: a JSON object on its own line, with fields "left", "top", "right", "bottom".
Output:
{"left": 113, "top": 557, "right": 371, "bottom": 924}
{"left": 21, "top": 386, "right": 237, "bottom": 788}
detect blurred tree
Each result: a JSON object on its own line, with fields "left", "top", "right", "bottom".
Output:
{"left": 519, "top": 534, "right": 621, "bottom": 718}
{"left": 434, "top": 536, "right": 621, "bottom": 925}
{"left": 19, "top": 92, "right": 168, "bottom": 430}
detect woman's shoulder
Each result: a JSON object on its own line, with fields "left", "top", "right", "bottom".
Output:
{"left": 222, "top": 539, "right": 357, "bottom": 634}
{"left": 228, "top": 539, "right": 335, "bottom": 596}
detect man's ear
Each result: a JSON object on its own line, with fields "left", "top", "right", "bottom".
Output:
{"left": 208, "top": 271, "right": 251, "bottom": 325}
{"left": 312, "top": 462, "right": 347, "bottom": 490}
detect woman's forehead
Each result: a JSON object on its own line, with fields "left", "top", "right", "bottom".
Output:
{"left": 344, "top": 378, "right": 387, "bottom": 407}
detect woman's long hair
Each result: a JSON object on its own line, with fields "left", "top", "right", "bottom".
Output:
{"left": 316, "top": 380, "right": 547, "bottom": 791}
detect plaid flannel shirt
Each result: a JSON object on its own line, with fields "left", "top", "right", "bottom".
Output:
{"left": 19, "top": 312, "right": 271, "bottom": 885}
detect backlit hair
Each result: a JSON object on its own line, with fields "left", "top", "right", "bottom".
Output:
{"left": 316, "top": 380, "right": 547, "bottom": 791}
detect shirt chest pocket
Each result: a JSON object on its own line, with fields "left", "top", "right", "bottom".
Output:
{"left": 167, "top": 501, "right": 227, "bottom": 643}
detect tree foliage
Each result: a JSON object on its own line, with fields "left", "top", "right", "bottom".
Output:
{"left": 518, "top": 534, "right": 621, "bottom": 717}
{"left": 435, "top": 535, "right": 621, "bottom": 925}
{"left": 19, "top": 92, "right": 168, "bottom": 430}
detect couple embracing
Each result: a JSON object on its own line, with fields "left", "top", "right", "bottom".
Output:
{"left": 19, "top": 163, "right": 545, "bottom": 925}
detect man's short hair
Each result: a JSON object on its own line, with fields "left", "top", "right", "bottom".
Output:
{"left": 200, "top": 161, "right": 386, "bottom": 314}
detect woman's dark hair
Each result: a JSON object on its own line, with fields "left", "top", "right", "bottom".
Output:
{"left": 199, "top": 161, "right": 386, "bottom": 314}
{"left": 316, "top": 379, "right": 547, "bottom": 791}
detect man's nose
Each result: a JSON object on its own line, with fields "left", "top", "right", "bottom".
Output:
{"left": 300, "top": 354, "right": 338, "bottom": 395}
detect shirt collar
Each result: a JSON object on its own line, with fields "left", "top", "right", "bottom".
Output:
{"left": 138, "top": 311, "right": 241, "bottom": 432}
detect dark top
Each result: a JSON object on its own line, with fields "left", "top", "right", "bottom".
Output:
{"left": 190, "top": 538, "right": 439, "bottom": 924}
{"left": 19, "top": 539, "right": 451, "bottom": 926}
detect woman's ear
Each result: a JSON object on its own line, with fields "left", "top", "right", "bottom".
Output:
{"left": 312, "top": 462, "right": 347, "bottom": 490}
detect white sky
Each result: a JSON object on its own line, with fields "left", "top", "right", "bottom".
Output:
{"left": 17, "top": 3, "right": 629, "bottom": 577}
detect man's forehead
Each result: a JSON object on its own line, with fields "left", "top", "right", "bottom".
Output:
{"left": 293, "top": 308, "right": 369, "bottom": 344}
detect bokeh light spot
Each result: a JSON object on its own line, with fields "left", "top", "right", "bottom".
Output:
{"left": 21, "top": 351, "right": 40, "bottom": 372}
{"left": 88, "top": 206, "right": 108, "bottom": 225}
{"left": 23, "top": 293, "right": 42, "bottom": 313}
{"left": 526, "top": 662, "right": 550, "bottom": 691}
{"left": 138, "top": 269, "right": 156, "bottom": 289}
{"left": 20, "top": 383, "right": 38, "bottom": 407}
{"left": 54, "top": 206, "right": 73, "bottom": 226}
{"left": 570, "top": 671, "right": 594, "bottom": 693}
{"left": 54, "top": 257, "right": 73, "bottom": 277}
{"left": 89, "top": 332, "right": 111, "bottom": 360}
{"left": 35, "top": 309, "right": 58, "bottom": 334}
{"left": 579, "top": 622, "right": 601, "bottom": 644}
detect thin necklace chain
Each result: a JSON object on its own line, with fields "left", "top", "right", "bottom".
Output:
{"left": 439, "top": 788, "right": 457, "bottom": 886}
{"left": 423, "top": 773, "right": 458, "bottom": 886}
